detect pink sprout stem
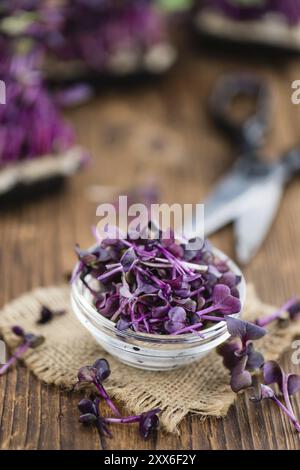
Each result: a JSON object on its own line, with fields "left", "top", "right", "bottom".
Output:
{"left": 172, "top": 322, "right": 204, "bottom": 336}
{"left": 97, "top": 266, "right": 123, "bottom": 282}
{"left": 190, "top": 286, "right": 205, "bottom": 297}
{"left": 256, "top": 297, "right": 297, "bottom": 327}
{"left": 0, "top": 342, "right": 29, "bottom": 376}
{"left": 103, "top": 415, "right": 140, "bottom": 424}
{"left": 196, "top": 305, "right": 220, "bottom": 317}
{"left": 200, "top": 314, "right": 225, "bottom": 322}
{"left": 93, "top": 381, "right": 121, "bottom": 418}
{"left": 272, "top": 395, "right": 300, "bottom": 433}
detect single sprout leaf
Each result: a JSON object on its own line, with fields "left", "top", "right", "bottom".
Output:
{"left": 164, "top": 306, "right": 186, "bottom": 333}
{"left": 287, "top": 375, "right": 300, "bottom": 396}
{"left": 226, "top": 317, "right": 266, "bottom": 341}
{"left": 212, "top": 284, "right": 241, "bottom": 314}
{"left": 230, "top": 355, "right": 253, "bottom": 393}
{"left": 93, "top": 358, "right": 110, "bottom": 382}
{"left": 245, "top": 343, "right": 265, "bottom": 371}
{"left": 139, "top": 408, "right": 160, "bottom": 439}
{"left": 120, "top": 247, "right": 137, "bottom": 272}
{"left": 263, "top": 361, "right": 283, "bottom": 388}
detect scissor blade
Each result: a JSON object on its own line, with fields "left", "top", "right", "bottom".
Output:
{"left": 183, "top": 169, "right": 248, "bottom": 240}
{"left": 234, "top": 178, "right": 284, "bottom": 264}
{"left": 203, "top": 168, "right": 262, "bottom": 236}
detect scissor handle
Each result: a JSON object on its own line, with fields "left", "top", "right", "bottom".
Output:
{"left": 209, "top": 74, "right": 270, "bottom": 155}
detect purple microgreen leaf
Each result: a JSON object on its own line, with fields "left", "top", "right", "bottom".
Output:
{"left": 37, "top": 305, "right": 66, "bottom": 324}
{"left": 96, "top": 294, "right": 119, "bottom": 318}
{"left": 226, "top": 316, "right": 247, "bottom": 339}
{"left": 139, "top": 408, "right": 160, "bottom": 439}
{"left": 217, "top": 340, "right": 241, "bottom": 371}
{"left": 244, "top": 322, "right": 267, "bottom": 341}
{"left": 226, "top": 317, "right": 266, "bottom": 342}
{"left": 287, "top": 374, "right": 300, "bottom": 396}
{"left": 164, "top": 306, "right": 186, "bottom": 334}
{"left": 245, "top": 343, "right": 265, "bottom": 371}
{"left": 263, "top": 361, "right": 283, "bottom": 389}
{"left": 78, "top": 396, "right": 112, "bottom": 437}
{"left": 77, "top": 366, "right": 96, "bottom": 384}
{"left": 175, "top": 297, "right": 197, "bottom": 312}
{"left": 12, "top": 325, "right": 25, "bottom": 337}
{"left": 230, "top": 356, "right": 253, "bottom": 393}
{"left": 220, "top": 272, "right": 240, "bottom": 288}
{"left": 119, "top": 277, "right": 134, "bottom": 299}
{"left": 78, "top": 398, "right": 96, "bottom": 415}
{"left": 37, "top": 306, "right": 53, "bottom": 324}
{"left": 212, "top": 284, "right": 241, "bottom": 314}
{"left": 93, "top": 358, "right": 110, "bottom": 382}
{"left": 120, "top": 247, "right": 137, "bottom": 273}
{"left": 116, "top": 315, "right": 131, "bottom": 331}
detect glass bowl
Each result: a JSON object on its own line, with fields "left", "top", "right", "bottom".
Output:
{"left": 70, "top": 247, "right": 246, "bottom": 371}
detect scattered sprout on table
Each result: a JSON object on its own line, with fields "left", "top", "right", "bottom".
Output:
{"left": 255, "top": 297, "right": 300, "bottom": 328}
{"left": 77, "top": 357, "right": 160, "bottom": 440}
{"left": 76, "top": 358, "right": 121, "bottom": 417}
{"left": 0, "top": 326, "right": 44, "bottom": 376}
{"left": 36, "top": 305, "right": 66, "bottom": 325}
{"left": 218, "top": 315, "right": 300, "bottom": 433}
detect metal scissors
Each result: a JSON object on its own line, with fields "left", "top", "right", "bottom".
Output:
{"left": 201, "top": 74, "right": 300, "bottom": 264}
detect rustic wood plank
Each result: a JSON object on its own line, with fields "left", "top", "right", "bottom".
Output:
{"left": 1, "top": 42, "right": 300, "bottom": 450}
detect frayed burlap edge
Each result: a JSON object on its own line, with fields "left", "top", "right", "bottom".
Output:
{"left": 0, "top": 284, "right": 299, "bottom": 434}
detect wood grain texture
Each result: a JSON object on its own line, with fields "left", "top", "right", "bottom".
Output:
{"left": 1, "top": 41, "right": 300, "bottom": 450}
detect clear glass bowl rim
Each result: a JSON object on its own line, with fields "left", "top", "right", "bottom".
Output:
{"left": 71, "top": 246, "right": 246, "bottom": 346}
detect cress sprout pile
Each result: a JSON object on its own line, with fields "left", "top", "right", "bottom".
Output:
{"left": 74, "top": 225, "right": 242, "bottom": 336}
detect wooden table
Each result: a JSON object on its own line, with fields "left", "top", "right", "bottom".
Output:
{"left": 1, "top": 39, "right": 300, "bottom": 450}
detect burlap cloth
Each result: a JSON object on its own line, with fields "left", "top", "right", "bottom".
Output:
{"left": 0, "top": 284, "right": 299, "bottom": 434}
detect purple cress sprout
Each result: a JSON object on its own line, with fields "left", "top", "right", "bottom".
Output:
{"left": 78, "top": 396, "right": 160, "bottom": 440}
{"left": 252, "top": 383, "right": 300, "bottom": 433}
{"left": 74, "top": 223, "right": 242, "bottom": 336}
{"left": 0, "top": 326, "right": 45, "bottom": 376}
{"left": 76, "top": 358, "right": 121, "bottom": 417}
{"left": 261, "top": 361, "right": 300, "bottom": 432}
{"left": 37, "top": 305, "right": 66, "bottom": 325}
{"left": 0, "top": 52, "right": 78, "bottom": 167}
{"left": 218, "top": 317, "right": 266, "bottom": 392}
{"left": 196, "top": 284, "right": 241, "bottom": 317}
{"left": 219, "top": 314, "right": 300, "bottom": 432}
{"left": 255, "top": 297, "right": 300, "bottom": 328}
{"left": 78, "top": 397, "right": 112, "bottom": 438}
{"left": 104, "top": 408, "right": 161, "bottom": 440}
{"left": 77, "top": 357, "right": 160, "bottom": 440}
